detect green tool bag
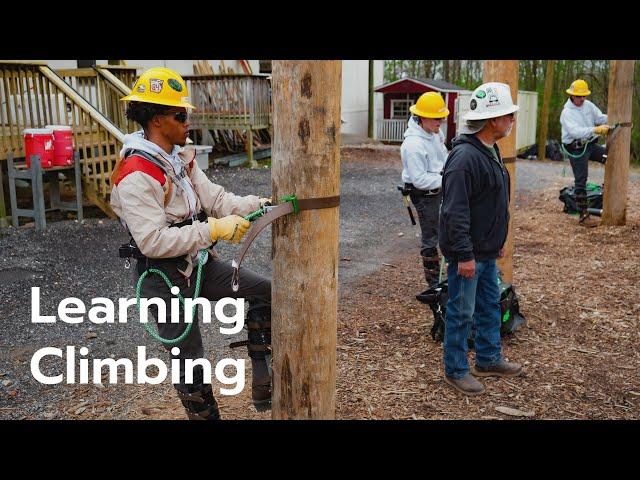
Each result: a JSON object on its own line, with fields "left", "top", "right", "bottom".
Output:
{"left": 416, "top": 281, "right": 526, "bottom": 348}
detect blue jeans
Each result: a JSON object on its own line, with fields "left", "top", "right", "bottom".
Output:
{"left": 443, "top": 259, "right": 502, "bottom": 379}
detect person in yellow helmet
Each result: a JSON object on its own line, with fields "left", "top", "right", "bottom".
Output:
{"left": 110, "top": 67, "right": 273, "bottom": 419}
{"left": 560, "top": 79, "right": 609, "bottom": 225}
{"left": 400, "top": 91, "right": 450, "bottom": 286}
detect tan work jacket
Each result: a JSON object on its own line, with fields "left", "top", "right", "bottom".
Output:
{"left": 110, "top": 146, "right": 260, "bottom": 277}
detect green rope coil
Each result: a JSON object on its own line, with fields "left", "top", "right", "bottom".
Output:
{"left": 560, "top": 141, "right": 591, "bottom": 159}
{"left": 136, "top": 249, "right": 207, "bottom": 345}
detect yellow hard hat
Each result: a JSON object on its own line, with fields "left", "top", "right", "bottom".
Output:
{"left": 121, "top": 67, "right": 195, "bottom": 109}
{"left": 409, "top": 92, "right": 450, "bottom": 118}
{"left": 566, "top": 79, "right": 591, "bottom": 96}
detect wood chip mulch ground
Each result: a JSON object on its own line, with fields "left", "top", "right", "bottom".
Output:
{"left": 46, "top": 165, "right": 640, "bottom": 420}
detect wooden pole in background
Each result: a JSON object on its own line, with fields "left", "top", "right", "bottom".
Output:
{"left": 271, "top": 61, "right": 341, "bottom": 419}
{"left": 602, "top": 60, "right": 635, "bottom": 226}
{"left": 483, "top": 60, "right": 518, "bottom": 283}
{"left": 368, "top": 60, "right": 374, "bottom": 139}
{"left": 537, "top": 60, "right": 555, "bottom": 161}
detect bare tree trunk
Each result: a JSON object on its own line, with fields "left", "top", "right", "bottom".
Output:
{"left": 537, "top": 60, "right": 555, "bottom": 161}
{"left": 484, "top": 60, "right": 519, "bottom": 283}
{"left": 602, "top": 60, "right": 635, "bottom": 226}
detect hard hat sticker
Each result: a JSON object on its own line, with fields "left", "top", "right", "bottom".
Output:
{"left": 150, "top": 79, "right": 164, "bottom": 93}
{"left": 137, "top": 84, "right": 146, "bottom": 93}
{"left": 168, "top": 78, "right": 183, "bottom": 92}
{"left": 475, "top": 90, "right": 486, "bottom": 99}
{"left": 470, "top": 99, "right": 477, "bottom": 110}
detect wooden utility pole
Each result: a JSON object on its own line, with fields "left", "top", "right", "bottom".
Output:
{"left": 271, "top": 61, "right": 341, "bottom": 419}
{"left": 537, "top": 60, "right": 555, "bottom": 161}
{"left": 483, "top": 60, "right": 518, "bottom": 283}
{"left": 368, "top": 60, "right": 374, "bottom": 139}
{"left": 602, "top": 60, "right": 635, "bottom": 226}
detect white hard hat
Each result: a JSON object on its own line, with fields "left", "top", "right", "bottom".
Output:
{"left": 463, "top": 82, "right": 519, "bottom": 121}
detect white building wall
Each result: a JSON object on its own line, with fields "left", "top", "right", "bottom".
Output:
{"left": 456, "top": 90, "right": 538, "bottom": 150}
{"left": 341, "top": 60, "right": 384, "bottom": 139}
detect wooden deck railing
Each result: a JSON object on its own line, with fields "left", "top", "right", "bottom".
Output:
{"left": 183, "top": 74, "right": 272, "bottom": 130}
{"left": 96, "top": 65, "right": 138, "bottom": 89}
{"left": 377, "top": 119, "right": 408, "bottom": 142}
{"left": 56, "top": 66, "right": 136, "bottom": 133}
{"left": 0, "top": 61, "right": 125, "bottom": 217}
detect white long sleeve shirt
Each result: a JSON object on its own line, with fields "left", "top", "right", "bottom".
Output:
{"left": 400, "top": 117, "right": 448, "bottom": 190}
{"left": 560, "top": 98, "right": 608, "bottom": 144}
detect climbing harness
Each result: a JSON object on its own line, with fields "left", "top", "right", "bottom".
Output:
{"left": 132, "top": 203, "right": 268, "bottom": 345}
{"left": 560, "top": 136, "right": 598, "bottom": 159}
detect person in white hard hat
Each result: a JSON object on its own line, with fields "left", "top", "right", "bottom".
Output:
{"left": 438, "top": 82, "right": 523, "bottom": 396}
{"left": 400, "top": 91, "right": 450, "bottom": 286}
{"left": 560, "top": 79, "right": 609, "bottom": 225}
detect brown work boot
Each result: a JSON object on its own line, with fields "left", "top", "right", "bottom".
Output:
{"left": 444, "top": 374, "right": 485, "bottom": 396}
{"left": 471, "top": 359, "right": 523, "bottom": 378}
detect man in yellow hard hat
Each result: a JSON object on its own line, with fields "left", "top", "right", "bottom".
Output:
{"left": 400, "top": 91, "right": 450, "bottom": 286}
{"left": 560, "top": 79, "right": 609, "bottom": 225}
{"left": 110, "top": 67, "right": 272, "bottom": 419}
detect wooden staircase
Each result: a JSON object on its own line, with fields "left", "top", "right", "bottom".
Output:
{"left": 0, "top": 61, "right": 137, "bottom": 217}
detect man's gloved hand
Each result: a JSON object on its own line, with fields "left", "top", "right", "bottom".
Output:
{"left": 207, "top": 215, "right": 250, "bottom": 244}
{"left": 594, "top": 125, "right": 610, "bottom": 135}
{"left": 259, "top": 197, "right": 272, "bottom": 208}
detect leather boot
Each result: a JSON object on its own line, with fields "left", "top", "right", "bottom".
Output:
{"left": 246, "top": 307, "right": 272, "bottom": 412}
{"left": 444, "top": 374, "right": 485, "bottom": 396}
{"left": 175, "top": 368, "right": 221, "bottom": 420}
{"left": 421, "top": 253, "right": 441, "bottom": 286}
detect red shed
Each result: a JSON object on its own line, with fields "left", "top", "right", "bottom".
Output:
{"left": 374, "top": 77, "right": 466, "bottom": 147}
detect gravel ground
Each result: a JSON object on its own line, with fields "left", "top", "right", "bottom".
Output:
{"left": 0, "top": 148, "right": 408, "bottom": 419}
{"left": 1, "top": 147, "right": 638, "bottom": 419}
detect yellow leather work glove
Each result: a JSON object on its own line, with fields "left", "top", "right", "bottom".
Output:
{"left": 594, "top": 125, "right": 610, "bottom": 135}
{"left": 207, "top": 215, "right": 250, "bottom": 244}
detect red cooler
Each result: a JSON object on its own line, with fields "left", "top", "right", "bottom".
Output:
{"left": 23, "top": 128, "right": 54, "bottom": 168}
{"left": 45, "top": 125, "right": 74, "bottom": 166}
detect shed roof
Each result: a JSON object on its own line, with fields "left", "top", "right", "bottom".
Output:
{"left": 375, "top": 77, "right": 464, "bottom": 93}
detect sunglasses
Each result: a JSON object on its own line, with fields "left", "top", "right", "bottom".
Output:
{"left": 163, "top": 111, "right": 188, "bottom": 123}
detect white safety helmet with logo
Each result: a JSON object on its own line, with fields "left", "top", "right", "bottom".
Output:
{"left": 463, "top": 82, "right": 519, "bottom": 121}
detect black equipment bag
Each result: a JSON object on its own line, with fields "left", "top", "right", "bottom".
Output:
{"left": 558, "top": 183, "right": 603, "bottom": 214}
{"left": 416, "top": 280, "right": 526, "bottom": 348}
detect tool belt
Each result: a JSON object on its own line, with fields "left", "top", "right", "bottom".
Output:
{"left": 119, "top": 211, "right": 208, "bottom": 270}
{"left": 405, "top": 183, "right": 441, "bottom": 197}
{"left": 563, "top": 137, "right": 597, "bottom": 153}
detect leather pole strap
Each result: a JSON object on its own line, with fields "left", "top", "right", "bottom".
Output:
{"left": 231, "top": 195, "right": 340, "bottom": 292}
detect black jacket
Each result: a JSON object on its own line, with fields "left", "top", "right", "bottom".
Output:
{"left": 438, "top": 134, "right": 510, "bottom": 262}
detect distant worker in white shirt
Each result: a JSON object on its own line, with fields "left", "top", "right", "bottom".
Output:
{"left": 560, "top": 79, "right": 609, "bottom": 224}
{"left": 400, "top": 92, "right": 449, "bottom": 286}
